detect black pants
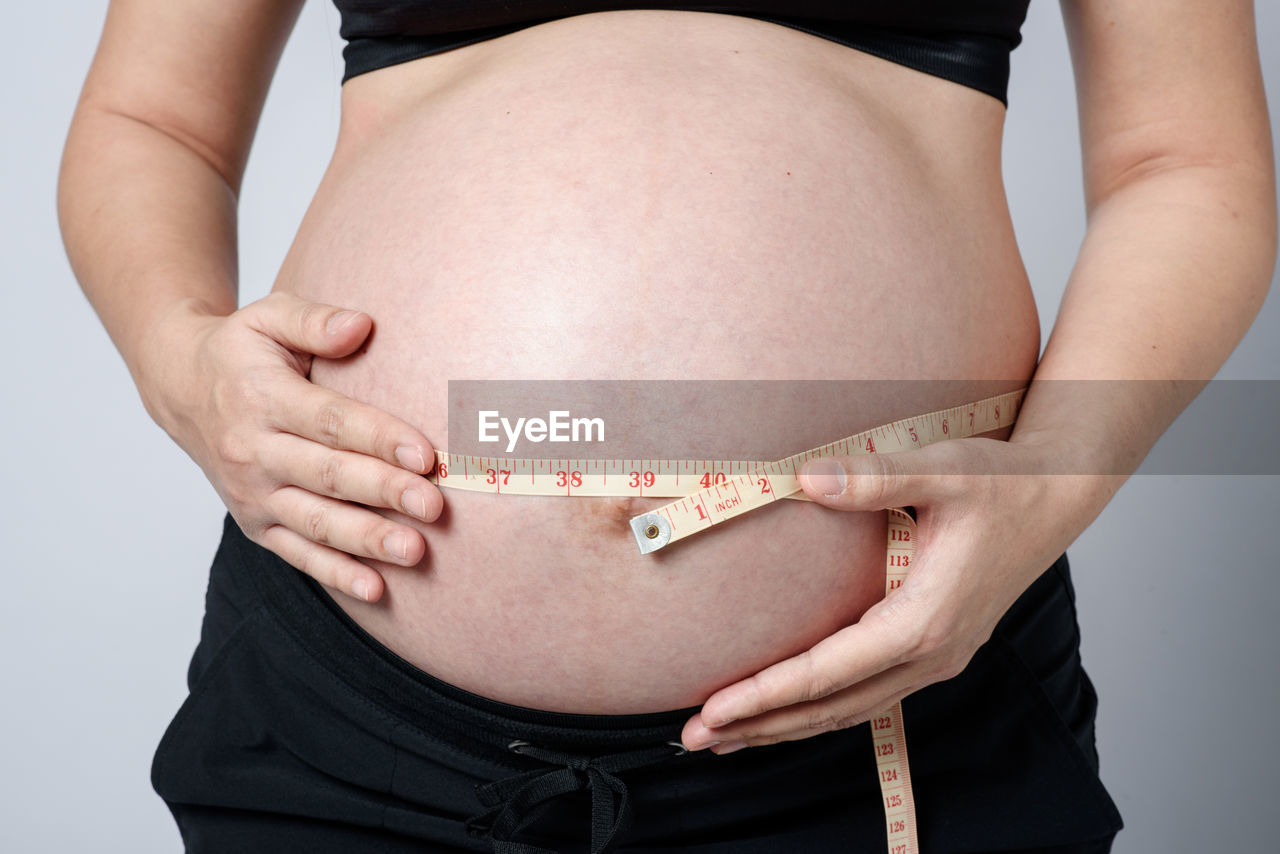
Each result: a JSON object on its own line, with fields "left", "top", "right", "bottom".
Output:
{"left": 151, "top": 515, "right": 1123, "bottom": 852}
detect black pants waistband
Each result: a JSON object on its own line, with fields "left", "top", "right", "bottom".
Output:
{"left": 219, "top": 514, "right": 719, "bottom": 852}
{"left": 158, "top": 513, "right": 1122, "bottom": 853}
{"left": 233, "top": 514, "right": 700, "bottom": 755}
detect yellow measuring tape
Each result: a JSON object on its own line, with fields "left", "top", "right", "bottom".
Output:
{"left": 429, "top": 388, "right": 1026, "bottom": 853}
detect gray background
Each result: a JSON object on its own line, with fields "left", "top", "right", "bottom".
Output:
{"left": 2, "top": 1, "right": 1276, "bottom": 851}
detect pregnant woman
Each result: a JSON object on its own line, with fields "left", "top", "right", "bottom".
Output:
{"left": 60, "top": 2, "right": 1274, "bottom": 852}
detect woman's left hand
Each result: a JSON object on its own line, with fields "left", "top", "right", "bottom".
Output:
{"left": 680, "top": 432, "right": 1109, "bottom": 754}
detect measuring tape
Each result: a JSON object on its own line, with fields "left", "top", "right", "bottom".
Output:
{"left": 428, "top": 388, "right": 1026, "bottom": 853}
{"left": 878, "top": 506, "right": 921, "bottom": 854}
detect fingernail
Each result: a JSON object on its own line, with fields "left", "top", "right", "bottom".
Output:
{"left": 712, "top": 741, "right": 748, "bottom": 755}
{"left": 402, "top": 488, "right": 428, "bottom": 520}
{"left": 383, "top": 531, "right": 408, "bottom": 560}
{"left": 396, "top": 445, "right": 426, "bottom": 473}
{"left": 803, "top": 459, "right": 847, "bottom": 497}
{"left": 326, "top": 310, "right": 359, "bottom": 334}
{"left": 685, "top": 722, "right": 718, "bottom": 750}
{"left": 705, "top": 717, "right": 737, "bottom": 728}
{"left": 351, "top": 578, "right": 370, "bottom": 601}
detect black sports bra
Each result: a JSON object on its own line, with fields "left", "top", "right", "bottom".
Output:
{"left": 332, "top": 2, "right": 1031, "bottom": 104}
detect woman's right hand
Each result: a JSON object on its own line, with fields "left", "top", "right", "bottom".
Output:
{"left": 141, "top": 292, "right": 442, "bottom": 603}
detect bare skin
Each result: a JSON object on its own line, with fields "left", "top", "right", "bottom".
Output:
{"left": 269, "top": 10, "right": 1036, "bottom": 712}
{"left": 61, "top": 1, "right": 1274, "bottom": 745}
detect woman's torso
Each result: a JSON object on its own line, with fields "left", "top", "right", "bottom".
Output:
{"left": 272, "top": 9, "right": 1040, "bottom": 713}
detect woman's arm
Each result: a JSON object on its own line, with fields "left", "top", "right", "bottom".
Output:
{"left": 59, "top": 0, "right": 294, "bottom": 350}
{"left": 681, "top": 0, "right": 1276, "bottom": 748}
{"left": 1016, "top": 0, "right": 1276, "bottom": 491}
{"left": 59, "top": 0, "right": 443, "bottom": 602}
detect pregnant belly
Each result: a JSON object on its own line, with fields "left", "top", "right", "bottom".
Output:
{"left": 272, "top": 10, "right": 1041, "bottom": 713}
